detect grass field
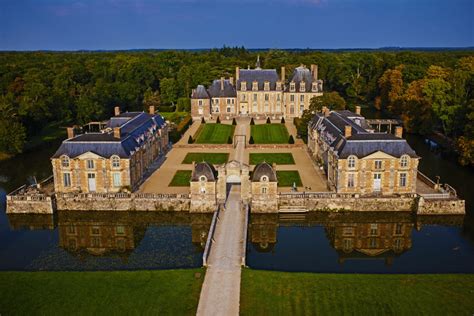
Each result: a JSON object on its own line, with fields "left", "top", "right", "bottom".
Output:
{"left": 194, "top": 123, "right": 235, "bottom": 144}
{"left": 276, "top": 170, "right": 302, "bottom": 187}
{"left": 182, "top": 152, "right": 229, "bottom": 164}
{"left": 169, "top": 170, "right": 192, "bottom": 186}
{"left": 251, "top": 124, "right": 289, "bottom": 144}
{"left": 0, "top": 270, "right": 204, "bottom": 315}
{"left": 241, "top": 270, "right": 474, "bottom": 316}
{"left": 249, "top": 153, "right": 295, "bottom": 165}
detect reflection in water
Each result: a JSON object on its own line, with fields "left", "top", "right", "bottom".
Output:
{"left": 248, "top": 212, "right": 473, "bottom": 273}
{"left": 3, "top": 211, "right": 212, "bottom": 271}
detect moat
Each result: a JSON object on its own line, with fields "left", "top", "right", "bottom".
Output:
{"left": 0, "top": 134, "right": 473, "bottom": 272}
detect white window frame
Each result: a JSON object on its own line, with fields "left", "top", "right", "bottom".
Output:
{"left": 61, "top": 155, "right": 70, "bottom": 168}
{"left": 113, "top": 172, "right": 121, "bottom": 187}
{"left": 63, "top": 172, "right": 71, "bottom": 187}
{"left": 111, "top": 155, "right": 120, "bottom": 168}
{"left": 348, "top": 156, "right": 356, "bottom": 169}
{"left": 399, "top": 172, "right": 407, "bottom": 187}
{"left": 86, "top": 159, "right": 95, "bottom": 169}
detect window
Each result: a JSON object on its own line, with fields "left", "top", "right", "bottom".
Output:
{"left": 343, "top": 227, "right": 354, "bottom": 236}
{"left": 227, "top": 107, "right": 231, "bottom": 113}
{"left": 261, "top": 187, "right": 267, "bottom": 194}
{"left": 200, "top": 187, "right": 206, "bottom": 194}
{"left": 395, "top": 223, "right": 403, "bottom": 235}
{"left": 241, "top": 82, "right": 247, "bottom": 91}
{"left": 227, "top": 98, "right": 231, "bottom": 104}
{"left": 264, "top": 82, "right": 270, "bottom": 91}
{"left": 276, "top": 82, "right": 282, "bottom": 90}
{"left": 369, "top": 224, "right": 378, "bottom": 236}
{"left": 67, "top": 225, "right": 76, "bottom": 235}
{"left": 290, "top": 82, "right": 295, "bottom": 92}
{"left": 252, "top": 82, "right": 258, "bottom": 91}
{"left": 91, "top": 237, "right": 100, "bottom": 247}
{"left": 394, "top": 238, "right": 403, "bottom": 250}
{"left": 399, "top": 172, "right": 407, "bottom": 187}
{"left": 369, "top": 238, "right": 378, "bottom": 248}
{"left": 113, "top": 172, "right": 121, "bottom": 187}
{"left": 241, "top": 94, "right": 246, "bottom": 101}
{"left": 61, "top": 156, "right": 70, "bottom": 168}
{"left": 198, "top": 100, "right": 203, "bottom": 106}
{"left": 312, "top": 82, "right": 318, "bottom": 92}
{"left": 300, "top": 95, "right": 305, "bottom": 102}
{"left": 116, "top": 226, "right": 125, "bottom": 235}
{"left": 86, "top": 159, "right": 95, "bottom": 169}
{"left": 374, "top": 160, "right": 382, "bottom": 170}
{"left": 261, "top": 176, "right": 268, "bottom": 182}
{"left": 348, "top": 156, "right": 356, "bottom": 169}
{"left": 91, "top": 226, "right": 100, "bottom": 235}
{"left": 199, "top": 175, "right": 207, "bottom": 182}
{"left": 63, "top": 173, "right": 71, "bottom": 187}
{"left": 400, "top": 155, "right": 409, "bottom": 168}
{"left": 277, "top": 94, "right": 281, "bottom": 101}
{"left": 111, "top": 156, "right": 120, "bottom": 168}
{"left": 347, "top": 173, "right": 355, "bottom": 188}
{"left": 343, "top": 238, "right": 353, "bottom": 251}
{"left": 253, "top": 94, "right": 257, "bottom": 101}
{"left": 300, "top": 82, "right": 305, "bottom": 92}
{"left": 265, "top": 94, "right": 269, "bottom": 101}
{"left": 290, "top": 95, "right": 295, "bottom": 102}
{"left": 213, "top": 98, "right": 219, "bottom": 105}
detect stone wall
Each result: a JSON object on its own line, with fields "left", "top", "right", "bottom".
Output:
{"left": 6, "top": 196, "right": 55, "bottom": 214}
{"left": 416, "top": 197, "right": 465, "bottom": 215}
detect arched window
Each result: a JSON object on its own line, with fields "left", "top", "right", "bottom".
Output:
{"left": 400, "top": 155, "right": 409, "bottom": 168}
{"left": 111, "top": 155, "right": 120, "bottom": 168}
{"left": 347, "top": 156, "right": 356, "bottom": 169}
{"left": 261, "top": 175, "right": 268, "bottom": 182}
{"left": 61, "top": 155, "right": 70, "bottom": 168}
{"left": 199, "top": 175, "right": 207, "bottom": 182}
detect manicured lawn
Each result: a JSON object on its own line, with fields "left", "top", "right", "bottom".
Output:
{"left": 182, "top": 152, "right": 229, "bottom": 164}
{"left": 276, "top": 170, "right": 302, "bottom": 187}
{"left": 0, "top": 269, "right": 204, "bottom": 315}
{"left": 249, "top": 153, "right": 295, "bottom": 165}
{"left": 194, "top": 123, "right": 235, "bottom": 144}
{"left": 160, "top": 111, "right": 189, "bottom": 124}
{"left": 251, "top": 124, "right": 289, "bottom": 144}
{"left": 169, "top": 170, "right": 192, "bottom": 186}
{"left": 241, "top": 270, "right": 474, "bottom": 316}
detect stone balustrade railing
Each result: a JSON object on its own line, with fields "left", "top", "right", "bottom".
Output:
{"left": 56, "top": 192, "right": 190, "bottom": 200}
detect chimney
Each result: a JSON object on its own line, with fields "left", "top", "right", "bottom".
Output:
{"left": 236, "top": 67, "right": 240, "bottom": 81}
{"left": 114, "top": 106, "right": 120, "bottom": 116}
{"left": 113, "top": 127, "right": 121, "bottom": 139}
{"left": 322, "top": 106, "right": 330, "bottom": 117}
{"left": 312, "top": 64, "right": 318, "bottom": 80}
{"left": 229, "top": 77, "right": 234, "bottom": 85}
{"left": 281, "top": 66, "right": 286, "bottom": 82}
{"left": 345, "top": 125, "right": 352, "bottom": 138}
{"left": 67, "top": 127, "right": 75, "bottom": 139}
{"left": 220, "top": 77, "right": 225, "bottom": 90}
{"left": 395, "top": 126, "right": 403, "bottom": 138}
{"left": 149, "top": 105, "right": 155, "bottom": 115}
{"left": 355, "top": 106, "right": 361, "bottom": 115}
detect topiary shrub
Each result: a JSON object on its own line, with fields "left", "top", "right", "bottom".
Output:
{"left": 232, "top": 118, "right": 237, "bottom": 125}
{"left": 250, "top": 118, "right": 255, "bottom": 125}
{"left": 288, "top": 135, "right": 295, "bottom": 144}
{"left": 216, "top": 116, "right": 221, "bottom": 124}
{"left": 266, "top": 117, "right": 271, "bottom": 124}
{"left": 201, "top": 117, "right": 206, "bottom": 124}
{"left": 281, "top": 117, "right": 285, "bottom": 124}
{"left": 227, "top": 136, "right": 233, "bottom": 144}
{"left": 188, "top": 135, "right": 194, "bottom": 144}
{"left": 249, "top": 136, "right": 255, "bottom": 144}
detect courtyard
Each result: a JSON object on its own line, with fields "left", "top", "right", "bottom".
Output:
{"left": 251, "top": 123, "right": 290, "bottom": 144}
{"left": 194, "top": 123, "right": 235, "bottom": 144}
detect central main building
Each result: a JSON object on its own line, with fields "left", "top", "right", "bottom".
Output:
{"left": 191, "top": 58, "right": 323, "bottom": 120}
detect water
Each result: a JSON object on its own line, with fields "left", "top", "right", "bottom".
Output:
{"left": 0, "top": 127, "right": 473, "bottom": 272}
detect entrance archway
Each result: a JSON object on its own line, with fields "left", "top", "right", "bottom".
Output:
{"left": 226, "top": 174, "right": 241, "bottom": 184}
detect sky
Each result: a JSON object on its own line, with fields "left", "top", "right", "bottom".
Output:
{"left": 0, "top": 0, "right": 473, "bottom": 50}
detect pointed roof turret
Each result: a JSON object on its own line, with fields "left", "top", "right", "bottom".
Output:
{"left": 255, "top": 55, "right": 261, "bottom": 69}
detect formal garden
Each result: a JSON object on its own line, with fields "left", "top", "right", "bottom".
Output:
{"left": 169, "top": 170, "right": 192, "bottom": 186}
{"left": 250, "top": 122, "right": 291, "bottom": 144}
{"left": 276, "top": 170, "right": 302, "bottom": 187}
{"left": 193, "top": 123, "right": 235, "bottom": 144}
{"left": 249, "top": 153, "right": 295, "bottom": 165}
{"left": 182, "top": 152, "right": 229, "bottom": 164}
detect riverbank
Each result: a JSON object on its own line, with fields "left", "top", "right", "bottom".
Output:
{"left": 240, "top": 269, "right": 474, "bottom": 315}
{"left": 0, "top": 269, "right": 204, "bottom": 315}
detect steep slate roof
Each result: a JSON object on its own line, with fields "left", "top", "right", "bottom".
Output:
{"left": 207, "top": 79, "right": 236, "bottom": 98}
{"left": 191, "top": 162, "right": 217, "bottom": 182}
{"left": 52, "top": 112, "right": 166, "bottom": 159}
{"left": 191, "top": 85, "right": 210, "bottom": 99}
{"left": 237, "top": 69, "right": 280, "bottom": 91}
{"left": 251, "top": 162, "right": 277, "bottom": 182}
{"left": 310, "top": 110, "right": 418, "bottom": 159}
{"left": 288, "top": 66, "right": 323, "bottom": 92}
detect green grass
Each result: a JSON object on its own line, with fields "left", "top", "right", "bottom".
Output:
{"left": 251, "top": 124, "right": 290, "bottom": 144}
{"left": 24, "top": 122, "right": 67, "bottom": 151}
{"left": 0, "top": 269, "right": 204, "bottom": 316}
{"left": 194, "top": 123, "right": 235, "bottom": 144}
{"left": 169, "top": 170, "right": 192, "bottom": 186}
{"left": 249, "top": 153, "right": 295, "bottom": 165}
{"left": 241, "top": 270, "right": 474, "bottom": 316}
{"left": 182, "top": 152, "right": 229, "bottom": 164}
{"left": 160, "top": 111, "right": 188, "bottom": 123}
{"left": 276, "top": 170, "right": 302, "bottom": 187}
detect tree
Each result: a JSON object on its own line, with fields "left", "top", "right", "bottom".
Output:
{"left": 423, "top": 76, "right": 453, "bottom": 135}
{"left": 456, "top": 136, "right": 474, "bottom": 166}
{"left": 232, "top": 118, "right": 237, "bottom": 125}
{"left": 143, "top": 88, "right": 161, "bottom": 110}
{"left": 227, "top": 136, "right": 233, "bottom": 144}
{"left": 377, "top": 65, "right": 405, "bottom": 113}
{"left": 309, "top": 92, "right": 346, "bottom": 112}
{"left": 249, "top": 136, "right": 254, "bottom": 144}
{"left": 160, "top": 78, "right": 178, "bottom": 105}
{"left": 188, "top": 135, "right": 194, "bottom": 144}
{"left": 266, "top": 117, "right": 271, "bottom": 124}
{"left": 281, "top": 117, "right": 285, "bottom": 123}
{"left": 0, "top": 96, "right": 26, "bottom": 154}
{"left": 288, "top": 135, "right": 295, "bottom": 144}
{"left": 201, "top": 117, "right": 206, "bottom": 124}
{"left": 176, "top": 97, "right": 190, "bottom": 112}
{"left": 250, "top": 118, "right": 255, "bottom": 125}
{"left": 216, "top": 116, "right": 221, "bottom": 124}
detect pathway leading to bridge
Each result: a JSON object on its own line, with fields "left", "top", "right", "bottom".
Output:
{"left": 196, "top": 119, "right": 248, "bottom": 316}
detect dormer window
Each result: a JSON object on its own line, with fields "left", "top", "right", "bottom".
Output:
{"left": 198, "top": 100, "right": 203, "bottom": 106}
{"left": 261, "top": 175, "right": 268, "bottom": 182}
{"left": 61, "top": 155, "right": 70, "bottom": 168}
{"left": 290, "top": 82, "right": 295, "bottom": 92}
{"left": 111, "top": 155, "right": 120, "bottom": 168}
{"left": 312, "top": 82, "right": 318, "bottom": 92}
{"left": 199, "top": 175, "right": 207, "bottom": 182}
{"left": 276, "top": 82, "right": 282, "bottom": 91}
{"left": 400, "top": 155, "right": 409, "bottom": 168}
{"left": 252, "top": 81, "right": 258, "bottom": 91}
{"left": 300, "top": 81, "right": 306, "bottom": 92}
{"left": 241, "top": 81, "right": 247, "bottom": 91}
{"left": 264, "top": 81, "right": 270, "bottom": 91}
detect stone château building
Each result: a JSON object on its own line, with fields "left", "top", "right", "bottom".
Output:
{"left": 191, "top": 57, "right": 323, "bottom": 120}
{"left": 308, "top": 106, "right": 419, "bottom": 195}
{"left": 51, "top": 106, "right": 169, "bottom": 193}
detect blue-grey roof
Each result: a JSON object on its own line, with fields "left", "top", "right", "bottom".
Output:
{"left": 288, "top": 66, "right": 323, "bottom": 92}
{"left": 52, "top": 112, "right": 167, "bottom": 159}
{"left": 252, "top": 162, "right": 277, "bottom": 182}
{"left": 208, "top": 79, "right": 236, "bottom": 98}
{"left": 237, "top": 69, "right": 280, "bottom": 91}
{"left": 191, "top": 85, "right": 210, "bottom": 99}
{"left": 191, "top": 162, "right": 217, "bottom": 181}
{"left": 310, "top": 110, "right": 418, "bottom": 159}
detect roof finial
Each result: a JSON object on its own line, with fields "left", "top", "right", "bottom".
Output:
{"left": 256, "top": 55, "right": 261, "bottom": 69}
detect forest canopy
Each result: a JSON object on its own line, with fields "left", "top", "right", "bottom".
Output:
{"left": 0, "top": 48, "right": 472, "bottom": 164}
